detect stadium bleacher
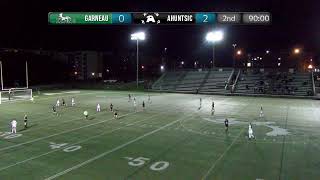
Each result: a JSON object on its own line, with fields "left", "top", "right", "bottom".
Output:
{"left": 152, "top": 68, "right": 314, "bottom": 97}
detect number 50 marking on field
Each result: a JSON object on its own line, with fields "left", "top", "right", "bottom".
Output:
{"left": 125, "top": 156, "right": 170, "bottom": 171}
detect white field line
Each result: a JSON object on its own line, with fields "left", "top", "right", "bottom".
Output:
{"left": 0, "top": 110, "right": 83, "bottom": 131}
{"left": 201, "top": 127, "right": 246, "bottom": 180}
{"left": 0, "top": 111, "right": 169, "bottom": 171}
{"left": 44, "top": 117, "right": 184, "bottom": 180}
{"left": 0, "top": 100, "right": 181, "bottom": 152}
{"left": 0, "top": 111, "right": 138, "bottom": 152}
{"left": 5, "top": 98, "right": 175, "bottom": 134}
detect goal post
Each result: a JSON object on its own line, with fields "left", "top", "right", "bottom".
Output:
{"left": 0, "top": 88, "right": 32, "bottom": 104}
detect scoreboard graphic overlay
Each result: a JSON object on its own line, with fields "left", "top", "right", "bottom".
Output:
{"left": 48, "top": 12, "right": 271, "bottom": 25}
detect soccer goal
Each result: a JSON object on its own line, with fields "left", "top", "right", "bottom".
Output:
{"left": 0, "top": 61, "right": 32, "bottom": 104}
{"left": 0, "top": 88, "right": 32, "bottom": 104}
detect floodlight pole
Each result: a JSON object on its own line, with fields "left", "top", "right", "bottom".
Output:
{"left": 212, "top": 45, "right": 215, "bottom": 69}
{"left": 26, "top": 61, "right": 29, "bottom": 88}
{"left": 136, "top": 40, "right": 139, "bottom": 89}
{"left": 232, "top": 44, "right": 237, "bottom": 67}
{"left": 0, "top": 61, "right": 3, "bottom": 90}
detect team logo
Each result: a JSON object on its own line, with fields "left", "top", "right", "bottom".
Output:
{"left": 57, "top": 13, "right": 72, "bottom": 24}
{"left": 141, "top": 12, "right": 161, "bottom": 24}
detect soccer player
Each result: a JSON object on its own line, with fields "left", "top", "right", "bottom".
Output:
{"left": 259, "top": 106, "right": 264, "bottom": 118}
{"left": 211, "top": 101, "right": 215, "bottom": 116}
{"left": 133, "top": 99, "right": 137, "bottom": 111}
{"left": 110, "top": 103, "right": 113, "bottom": 112}
{"left": 96, "top": 103, "right": 101, "bottom": 112}
{"left": 11, "top": 119, "right": 17, "bottom": 134}
{"left": 128, "top": 94, "right": 131, "bottom": 102}
{"left": 148, "top": 94, "right": 151, "bottom": 104}
{"left": 52, "top": 105, "right": 58, "bottom": 116}
{"left": 31, "top": 96, "right": 34, "bottom": 103}
{"left": 224, "top": 118, "right": 229, "bottom": 132}
{"left": 24, "top": 114, "right": 28, "bottom": 129}
{"left": 56, "top": 99, "right": 60, "bottom": 107}
{"left": 142, "top": 101, "right": 145, "bottom": 110}
{"left": 248, "top": 123, "right": 255, "bottom": 140}
{"left": 198, "top": 98, "right": 202, "bottom": 110}
{"left": 84, "top": 110, "right": 88, "bottom": 119}
{"left": 114, "top": 110, "right": 118, "bottom": 119}
{"left": 71, "top": 97, "right": 75, "bottom": 106}
{"left": 62, "top": 98, "right": 66, "bottom": 106}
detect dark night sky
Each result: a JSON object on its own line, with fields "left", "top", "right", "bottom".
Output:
{"left": 0, "top": 0, "right": 319, "bottom": 65}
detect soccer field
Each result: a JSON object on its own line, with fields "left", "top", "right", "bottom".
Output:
{"left": 0, "top": 90, "right": 320, "bottom": 180}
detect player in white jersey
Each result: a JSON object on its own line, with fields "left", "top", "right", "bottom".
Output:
{"left": 56, "top": 99, "right": 60, "bottom": 107}
{"left": 11, "top": 119, "right": 17, "bottom": 134}
{"left": 148, "top": 94, "right": 151, "bottom": 104}
{"left": 84, "top": 110, "right": 88, "bottom": 119}
{"left": 96, "top": 103, "right": 101, "bottom": 112}
{"left": 259, "top": 106, "right": 264, "bottom": 118}
{"left": 71, "top": 97, "right": 75, "bottom": 106}
{"left": 133, "top": 100, "right": 137, "bottom": 111}
{"left": 248, "top": 123, "right": 255, "bottom": 140}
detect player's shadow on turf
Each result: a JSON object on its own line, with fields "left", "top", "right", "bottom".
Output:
{"left": 88, "top": 117, "right": 95, "bottom": 120}
{"left": 19, "top": 124, "right": 38, "bottom": 131}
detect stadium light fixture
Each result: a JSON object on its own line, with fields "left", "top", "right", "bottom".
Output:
{"left": 266, "top": 50, "right": 270, "bottom": 54}
{"left": 181, "top": 61, "right": 184, "bottom": 65}
{"left": 278, "top": 57, "right": 281, "bottom": 60}
{"left": 293, "top": 48, "right": 301, "bottom": 54}
{"left": 206, "top": 31, "right": 224, "bottom": 42}
{"left": 130, "top": 32, "right": 145, "bottom": 40}
{"left": 308, "top": 64, "right": 313, "bottom": 69}
{"left": 278, "top": 62, "right": 281, "bottom": 67}
{"left": 205, "top": 30, "right": 224, "bottom": 69}
{"left": 131, "top": 32, "right": 146, "bottom": 88}
{"left": 236, "top": 50, "right": 242, "bottom": 55}
{"left": 91, "top": 72, "right": 95, "bottom": 76}
{"left": 160, "top": 65, "right": 164, "bottom": 72}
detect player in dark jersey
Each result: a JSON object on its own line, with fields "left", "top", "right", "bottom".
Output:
{"left": 52, "top": 105, "right": 57, "bottom": 115}
{"left": 198, "top": 98, "right": 202, "bottom": 110}
{"left": 24, "top": 114, "right": 28, "bottom": 129}
{"left": 62, "top": 98, "right": 66, "bottom": 106}
{"left": 224, "top": 118, "right": 229, "bottom": 132}
{"left": 110, "top": 103, "right": 113, "bottom": 112}
{"left": 142, "top": 101, "right": 145, "bottom": 110}
{"left": 211, "top": 101, "right": 215, "bottom": 115}
{"left": 128, "top": 94, "right": 131, "bottom": 102}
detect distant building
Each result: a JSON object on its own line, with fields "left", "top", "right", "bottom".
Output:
{"left": 52, "top": 51, "right": 103, "bottom": 80}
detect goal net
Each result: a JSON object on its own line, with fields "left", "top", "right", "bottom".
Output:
{"left": 0, "top": 88, "right": 32, "bottom": 104}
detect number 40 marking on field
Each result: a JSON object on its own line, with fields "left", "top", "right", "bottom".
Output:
{"left": 49, "top": 142, "right": 82, "bottom": 152}
{"left": 124, "top": 156, "right": 170, "bottom": 171}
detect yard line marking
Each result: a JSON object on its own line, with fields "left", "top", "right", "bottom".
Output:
{"left": 0, "top": 105, "right": 184, "bottom": 171}
{"left": 44, "top": 118, "right": 182, "bottom": 180}
{"left": 201, "top": 126, "right": 246, "bottom": 180}
{"left": 0, "top": 111, "right": 138, "bottom": 152}
{"left": 0, "top": 99, "right": 180, "bottom": 152}
{"left": 200, "top": 96, "right": 265, "bottom": 180}
{"left": 0, "top": 111, "right": 167, "bottom": 171}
